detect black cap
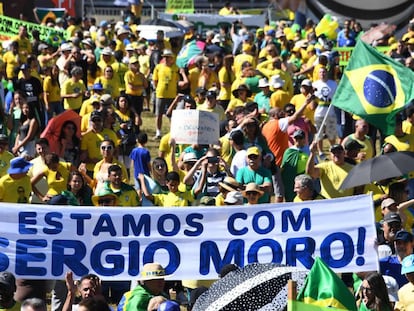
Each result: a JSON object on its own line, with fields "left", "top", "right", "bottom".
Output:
{"left": 383, "top": 212, "right": 401, "bottom": 224}
{"left": 293, "top": 129, "right": 305, "bottom": 139}
{"left": 345, "top": 139, "right": 364, "bottom": 151}
{"left": 395, "top": 230, "right": 413, "bottom": 242}
{"left": 206, "top": 90, "right": 216, "bottom": 98}
{"left": 330, "top": 144, "right": 344, "bottom": 152}
{"left": 195, "top": 87, "right": 207, "bottom": 95}
{"left": 183, "top": 95, "right": 195, "bottom": 105}
{"left": 0, "top": 134, "right": 8, "bottom": 143}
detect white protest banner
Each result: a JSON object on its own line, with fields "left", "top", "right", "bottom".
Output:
{"left": 0, "top": 195, "right": 378, "bottom": 280}
{"left": 170, "top": 109, "right": 219, "bottom": 145}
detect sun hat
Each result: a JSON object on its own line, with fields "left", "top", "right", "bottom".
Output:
{"left": 301, "top": 79, "right": 312, "bottom": 87}
{"left": 8, "top": 157, "right": 33, "bottom": 175}
{"left": 224, "top": 191, "right": 243, "bottom": 204}
{"left": 117, "top": 27, "right": 130, "bottom": 36}
{"left": 140, "top": 262, "right": 170, "bottom": 280}
{"left": 258, "top": 78, "right": 269, "bottom": 88}
{"left": 270, "top": 75, "right": 285, "bottom": 89}
{"left": 242, "top": 182, "right": 264, "bottom": 198}
{"left": 60, "top": 42, "right": 72, "bottom": 52}
{"left": 91, "top": 188, "right": 118, "bottom": 206}
{"left": 232, "top": 84, "right": 252, "bottom": 98}
{"left": 219, "top": 177, "right": 242, "bottom": 192}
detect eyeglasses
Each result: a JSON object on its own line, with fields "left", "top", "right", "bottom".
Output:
{"left": 101, "top": 145, "right": 113, "bottom": 151}
{"left": 98, "top": 198, "right": 114, "bottom": 205}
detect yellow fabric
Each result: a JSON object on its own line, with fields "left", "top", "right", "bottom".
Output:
{"left": 81, "top": 129, "right": 119, "bottom": 171}
{"left": 11, "top": 36, "right": 32, "bottom": 55}
{"left": 43, "top": 76, "right": 61, "bottom": 102}
{"left": 198, "top": 103, "right": 226, "bottom": 122}
{"left": 219, "top": 135, "right": 233, "bottom": 165}
{"left": 234, "top": 54, "right": 256, "bottom": 77}
{"left": 198, "top": 72, "right": 219, "bottom": 90}
{"left": 315, "top": 161, "right": 354, "bottom": 198}
{"left": 188, "top": 67, "right": 201, "bottom": 98}
{"left": 153, "top": 63, "right": 180, "bottom": 99}
{"left": 226, "top": 98, "right": 244, "bottom": 113}
{"left": 0, "top": 151, "right": 13, "bottom": 178}
{"left": 153, "top": 190, "right": 194, "bottom": 207}
{"left": 138, "top": 54, "right": 150, "bottom": 76}
{"left": 111, "top": 184, "right": 140, "bottom": 207}
{"left": 270, "top": 89, "right": 291, "bottom": 109}
{"left": 44, "top": 161, "right": 72, "bottom": 196}
{"left": 112, "top": 61, "right": 128, "bottom": 91}
{"left": 384, "top": 135, "right": 414, "bottom": 152}
{"left": 3, "top": 51, "right": 19, "bottom": 79}
{"left": 396, "top": 281, "right": 414, "bottom": 311}
{"left": 0, "top": 174, "right": 31, "bottom": 203}
{"left": 218, "top": 67, "right": 235, "bottom": 101}
{"left": 125, "top": 70, "right": 145, "bottom": 96}
{"left": 0, "top": 300, "right": 21, "bottom": 311}
{"left": 95, "top": 76, "right": 120, "bottom": 98}
{"left": 93, "top": 160, "right": 128, "bottom": 184}
{"left": 61, "top": 79, "right": 86, "bottom": 110}
{"left": 347, "top": 134, "right": 374, "bottom": 160}
{"left": 291, "top": 93, "right": 315, "bottom": 124}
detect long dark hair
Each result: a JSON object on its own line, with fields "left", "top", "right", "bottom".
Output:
{"left": 59, "top": 120, "right": 80, "bottom": 146}
{"left": 67, "top": 171, "right": 91, "bottom": 204}
{"left": 362, "top": 272, "right": 392, "bottom": 311}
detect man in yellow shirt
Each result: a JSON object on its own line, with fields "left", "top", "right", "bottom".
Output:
{"left": 139, "top": 171, "right": 194, "bottom": 207}
{"left": 61, "top": 66, "right": 86, "bottom": 112}
{"left": 152, "top": 49, "right": 180, "bottom": 139}
{"left": 105, "top": 164, "right": 139, "bottom": 206}
{"left": 0, "top": 157, "right": 32, "bottom": 203}
{"left": 11, "top": 26, "right": 31, "bottom": 63}
{"left": 306, "top": 142, "right": 354, "bottom": 199}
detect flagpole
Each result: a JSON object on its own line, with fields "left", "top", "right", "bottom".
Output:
{"left": 313, "top": 103, "right": 335, "bottom": 143}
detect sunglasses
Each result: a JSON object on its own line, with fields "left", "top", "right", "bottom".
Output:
{"left": 101, "top": 145, "right": 113, "bottom": 151}
{"left": 246, "top": 191, "right": 259, "bottom": 196}
{"left": 248, "top": 155, "right": 259, "bottom": 160}
{"left": 98, "top": 198, "right": 114, "bottom": 205}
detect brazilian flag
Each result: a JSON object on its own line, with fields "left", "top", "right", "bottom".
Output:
{"left": 296, "top": 257, "right": 357, "bottom": 310}
{"left": 332, "top": 40, "right": 414, "bottom": 135}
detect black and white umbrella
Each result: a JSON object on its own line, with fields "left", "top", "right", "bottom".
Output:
{"left": 192, "top": 263, "right": 307, "bottom": 311}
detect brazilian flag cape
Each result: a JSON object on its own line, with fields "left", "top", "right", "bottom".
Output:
{"left": 281, "top": 148, "right": 308, "bottom": 202}
{"left": 332, "top": 40, "right": 414, "bottom": 135}
{"left": 296, "top": 257, "right": 357, "bottom": 310}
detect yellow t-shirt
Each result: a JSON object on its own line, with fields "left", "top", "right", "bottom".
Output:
{"left": 61, "top": 79, "right": 86, "bottom": 110}
{"left": 0, "top": 151, "right": 14, "bottom": 178}
{"left": 81, "top": 129, "right": 119, "bottom": 171}
{"left": 218, "top": 67, "right": 235, "bottom": 101}
{"left": 290, "top": 93, "right": 315, "bottom": 124}
{"left": 0, "top": 174, "right": 31, "bottom": 203}
{"left": 110, "top": 184, "right": 140, "bottom": 207}
{"left": 188, "top": 67, "right": 201, "bottom": 98}
{"left": 112, "top": 61, "right": 129, "bottom": 90}
{"left": 198, "top": 104, "right": 226, "bottom": 122}
{"left": 315, "top": 161, "right": 354, "bottom": 199}
{"left": 3, "top": 51, "right": 19, "bottom": 79}
{"left": 270, "top": 89, "right": 291, "bottom": 109}
{"left": 153, "top": 63, "right": 180, "bottom": 99}
{"left": 234, "top": 54, "right": 256, "bottom": 78}
{"left": 95, "top": 76, "right": 120, "bottom": 98}
{"left": 124, "top": 70, "right": 145, "bottom": 96}
{"left": 43, "top": 76, "right": 61, "bottom": 103}
{"left": 44, "top": 161, "right": 72, "bottom": 196}
{"left": 153, "top": 190, "right": 194, "bottom": 207}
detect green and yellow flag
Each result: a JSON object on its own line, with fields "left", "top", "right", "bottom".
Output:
{"left": 332, "top": 40, "right": 414, "bottom": 135}
{"left": 296, "top": 257, "right": 357, "bottom": 310}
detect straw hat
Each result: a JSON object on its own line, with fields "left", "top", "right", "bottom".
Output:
{"left": 241, "top": 183, "right": 264, "bottom": 198}
{"left": 139, "top": 262, "right": 170, "bottom": 280}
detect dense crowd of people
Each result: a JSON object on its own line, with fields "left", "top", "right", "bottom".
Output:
{"left": 1, "top": 3, "right": 414, "bottom": 310}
